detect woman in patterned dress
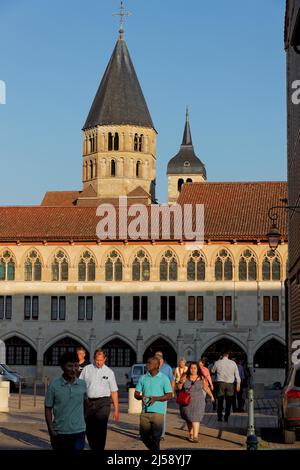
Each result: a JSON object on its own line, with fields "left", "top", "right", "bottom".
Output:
{"left": 177, "top": 362, "right": 215, "bottom": 443}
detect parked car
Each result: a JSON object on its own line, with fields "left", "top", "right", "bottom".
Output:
{"left": 125, "top": 363, "right": 147, "bottom": 390}
{"left": 0, "top": 363, "right": 26, "bottom": 392}
{"left": 278, "top": 363, "right": 300, "bottom": 444}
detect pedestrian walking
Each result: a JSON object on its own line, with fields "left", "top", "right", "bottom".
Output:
{"left": 236, "top": 360, "right": 246, "bottom": 412}
{"left": 79, "top": 349, "right": 119, "bottom": 451}
{"left": 76, "top": 346, "right": 90, "bottom": 377}
{"left": 154, "top": 351, "right": 175, "bottom": 439}
{"left": 174, "top": 357, "right": 188, "bottom": 388}
{"left": 177, "top": 361, "right": 214, "bottom": 443}
{"left": 45, "top": 352, "right": 87, "bottom": 451}
{"left": 212, "top": 351, "right": 241, "bottom": 423}
{"left": 134, "top": 356, "right": 172, "bottom": 452}
{"left": 198, "top": 357, "right": 213, "bottom": 398}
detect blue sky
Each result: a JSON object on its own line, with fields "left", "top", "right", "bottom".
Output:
{"left": 0, "top": 0, "right": 286, "bottom": 205}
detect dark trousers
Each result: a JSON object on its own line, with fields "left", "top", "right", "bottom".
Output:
{"left": 216, "top": 382, "right": 234, "bottom": 419}
{"left": 51, "top": 432, "right": 85, "bottom": 451}
{"left": 85, "top": 397, "right": 111, "bottom": 451}
{"left": 140, "top": 412, "right": 164, "bottom": 452}
{"left": 237, "top": 387, "right": 245, "bottom": 411}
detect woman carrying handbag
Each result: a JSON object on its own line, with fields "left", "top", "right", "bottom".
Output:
{"left": 177, "top": 361, "right": 215, "bottom": 443}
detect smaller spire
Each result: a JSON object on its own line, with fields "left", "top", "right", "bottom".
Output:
{"left": 113, "top": 0, "right": 132, "bottom": 39}
{"left": 182, "top": 107, "right": 193, "bottom": 146}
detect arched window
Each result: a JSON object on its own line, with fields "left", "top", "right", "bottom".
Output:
{"left": 187, "top": 250, "right": 206, "bottom": 281}
{"left": 102, "top": 338, "right": 136, "bottom": 367}
{"left": 139, "top": 134, "right": 143, "bottom": 152}
{"left": 105, "top": 251, "right": 123, "bottom": 281}
{"left": 215, "top": 249, "right": 233, "bottom": 281}
{"left": 262, "top": 251, "right": 281, "bottom": 281}
{"left": 89, "top": 136, "right": 95, "bottom": 153}
{"left": 78, "top": 251, "right": 95, "bottom": 281}
{"left": 111, "top": 159, "right": 116, "bottom": 177}
{"left": 160, "top": 250, "right": 178, "bottom": 281}
{"left": 134, "top": 133, "right": 138, "bottom": 151}
{"left": 44, "top": 337, "right": 87, "bottom": 366}
{"left": 114, "top": 132, "right": 119, "bottom": 150}
{"left": 108, "top": 132, "right": 113, "bottom": 151}
{"left": 178, "top": 179, "right": 184, "bottom": 192}
{"left": 186, "top": 178, "right": 193, "bottom": 183}
{"left": 136, "top": 161, "right": 141, "bottom": 177}
{"left": 90, "top": 161, "right": 93, "bottom": 179}
{"left": 132, "top": 250, "right": 150, "bottom": 281}
{"left": 5, "top": 336, "right": 37, "bottom": 366}
{"left": 254, "top": 339, "right": 285, "bottom": 368}
{"left": 238, "top": 249, "right": 257, "bottom": 281}
{"left": 24, "top": 250, "right": 42, "bottom": 281}
{"left": 51, "top": 251, "right": 69, "bottom": 282}
{"left": 85, "top": 162, "right": 88, "bottom": 180}
{"left": 0, "top": 250, "right": 15, "bottom": 281}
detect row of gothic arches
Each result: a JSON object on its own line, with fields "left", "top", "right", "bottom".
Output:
{"left": 0, "top": 248, "right": 287, "bottom": 282}
{"left": 1, "top": 335, "right": 285, "bottom": 369}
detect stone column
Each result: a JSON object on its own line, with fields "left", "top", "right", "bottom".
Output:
{"left": 247, "top": 328, "right": 254, "bottom": 368}
{"left": 136, "top": 329, "right": 144, "bottom": 363}
{"left": 176, "top": 329, "right": 184, "bottom": 360}
{"left": 0, "top": 340, "right": 5, "bottom": 363}
{"left": 36, "top": 328, "right": 44, "bottom": 380}
{"left": 89, "top": 328, "right": 96, "bottom": 357}
{"left": 194, "top": 329, "right": 202, "bottom": 361}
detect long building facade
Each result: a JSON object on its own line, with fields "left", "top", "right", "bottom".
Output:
{"left": 0, "top": 27, "right": 288, "bottom": 386}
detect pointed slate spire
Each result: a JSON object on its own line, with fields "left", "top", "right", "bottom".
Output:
{"left": 167, "top": 109, "right": 207, "bottom": 178}
{"left": 182, "top": 107, "right": 192, "bottom": 145}
{"left": 83, "top": 35, "right": 154, "bottom": 130}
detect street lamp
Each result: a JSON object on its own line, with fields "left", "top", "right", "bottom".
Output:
{"left": 267, "top": 203, "right": 300, "bottom": 251}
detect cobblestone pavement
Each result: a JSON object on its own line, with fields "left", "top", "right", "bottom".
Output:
{"left": 0, "top": 390, "right": 299, "bottom": 450}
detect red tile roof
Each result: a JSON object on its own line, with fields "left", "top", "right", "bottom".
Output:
{"left": 0, "top": 182, "right": 287, "bottom": 242}
{"left": 41, "top": 191, "right": 80, "bottom": 206}
{"left": 177, "top": 181, "right": 288, "bottom": 240}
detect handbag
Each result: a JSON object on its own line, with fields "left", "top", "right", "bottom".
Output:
{"left": 176, "top": 390, "right": 191, "bottom": 406}
{"left": 176, "top": 380, "right": 195, "bottom": 406}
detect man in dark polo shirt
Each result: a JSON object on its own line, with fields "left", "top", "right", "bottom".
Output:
{"left": 45, "top": 352, "right": 87, "bottom": 451}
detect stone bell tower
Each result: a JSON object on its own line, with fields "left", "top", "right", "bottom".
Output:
{"left": 81, "top": 27, "right": 157, "bottom": 204}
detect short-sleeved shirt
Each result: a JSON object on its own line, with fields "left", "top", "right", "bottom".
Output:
{"left": 159, "top": 362, "right": 174, "bottom": 383}
{"left": 136, "top": 371, "right": 172, "bottom": 414}
{"left": 79, "top": 364, "right": 118, "bottom": 398}
{"left": 44, "top": 376, "right": 87, "bottom": 434}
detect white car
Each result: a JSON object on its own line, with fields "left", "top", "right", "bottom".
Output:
{"left": 125, "top": 364, "right": 147, "bottom": 390}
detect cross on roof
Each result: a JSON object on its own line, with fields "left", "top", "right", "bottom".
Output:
{"left": 113, "top": 0, "right": 132, "bottom": 38}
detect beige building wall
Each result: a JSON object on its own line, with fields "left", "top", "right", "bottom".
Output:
{"left": 0, "top": 242, "right": 288, "bottom": 385}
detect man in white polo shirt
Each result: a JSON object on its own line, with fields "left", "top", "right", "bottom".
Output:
{"left": 80, "top": 349, "right": 119, "bottom": 451}
{"left": 212, "top": 351, "right": 241, "bottom": 423}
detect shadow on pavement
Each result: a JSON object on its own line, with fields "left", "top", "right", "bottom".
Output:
{"left": 0, "top": 427, "right": 50, "bottom": 449}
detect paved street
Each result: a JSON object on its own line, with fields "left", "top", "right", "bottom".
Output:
{"left": 0, "top": 389, "right": 299, "bottom": 450}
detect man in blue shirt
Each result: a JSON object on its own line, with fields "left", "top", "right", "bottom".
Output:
{"left": 135, "top": 357, "right": 172, "bottom": 452}
{"left": 155, "top": 351, "right": 175, "bottom": 439}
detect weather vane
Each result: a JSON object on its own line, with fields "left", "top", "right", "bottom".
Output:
{"left": 113, "top": 0, "right": 132, "bottom": 37}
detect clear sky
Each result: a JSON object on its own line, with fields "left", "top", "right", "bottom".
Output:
{"left": 0, "top": 0, "right": 286, "bottom": 205}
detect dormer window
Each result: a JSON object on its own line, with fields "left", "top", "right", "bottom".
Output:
{"left": 184, "top": 161, "right": 190, "bottom": 167}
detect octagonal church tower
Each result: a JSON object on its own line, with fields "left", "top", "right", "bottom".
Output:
{"left": 81, "top": 29, "right": 157, "bottom": 204}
